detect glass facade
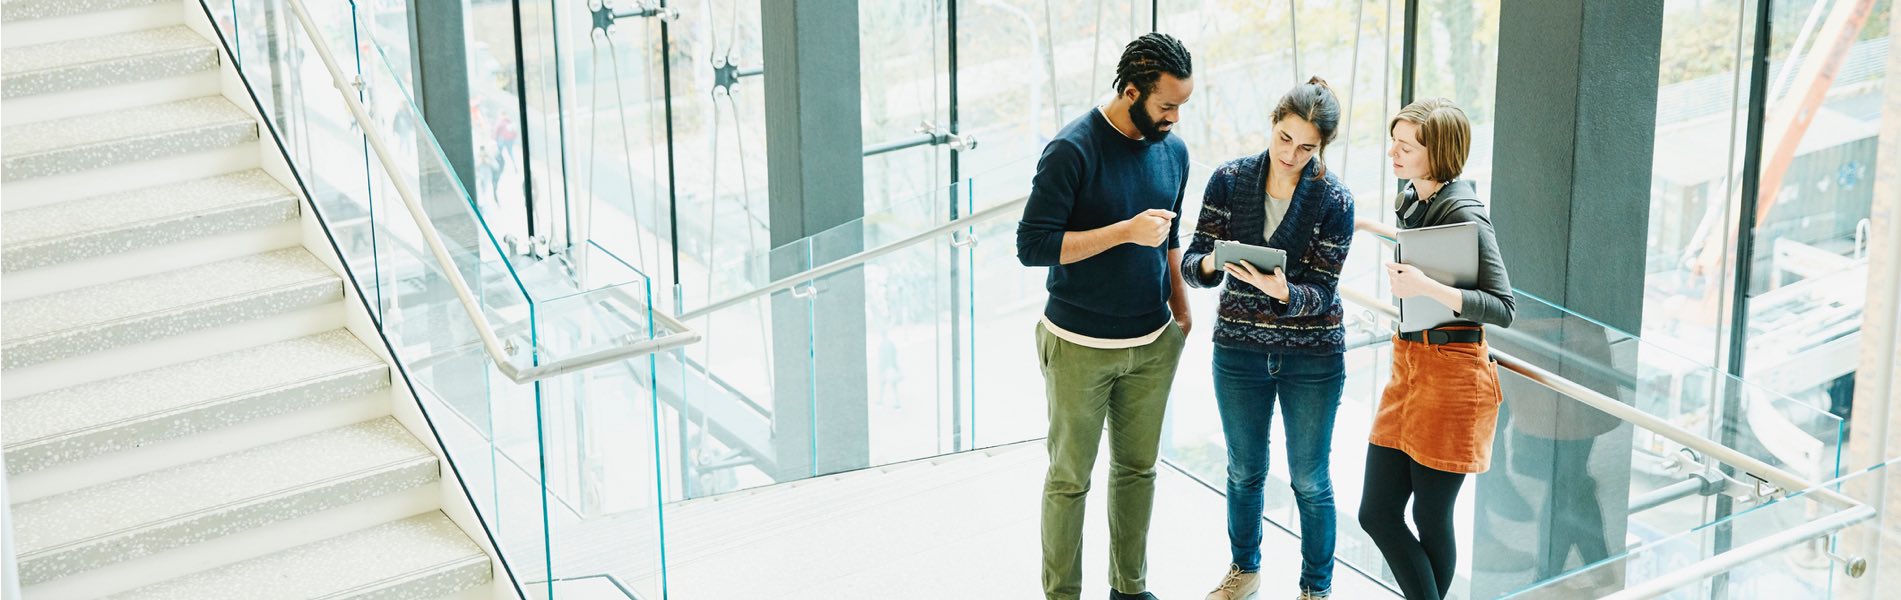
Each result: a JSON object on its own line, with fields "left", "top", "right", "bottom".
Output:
{"left": 447, "top": 0, "right": 1896, "bottom": 596}
{"left": 61, "top": 0, "right": 1895, "bottom": 598}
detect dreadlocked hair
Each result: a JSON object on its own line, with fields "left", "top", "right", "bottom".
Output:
{"left": 1111, "top": 33, "right": 1193, "bottom": 95}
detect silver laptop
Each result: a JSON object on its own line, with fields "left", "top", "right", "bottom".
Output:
{"left": 1393, "top": 221, "right": 1479, "bottom": 332}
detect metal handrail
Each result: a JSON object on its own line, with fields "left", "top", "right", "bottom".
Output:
{"left": 281, "top": 0, "right": 697, "bottom": 383}
{"left": 1601, "top": 505, "right": 1875, "bottom": 599}
{"left": 1337, "top": 284, "right": 1855, "bottom": 508}
{"left": 677, "top": 195, "right": 1031, "bottom": 321}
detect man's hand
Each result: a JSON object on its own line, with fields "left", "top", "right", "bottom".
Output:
{"left": 1121, "top": 209, "right": 1176, "bottom": 247}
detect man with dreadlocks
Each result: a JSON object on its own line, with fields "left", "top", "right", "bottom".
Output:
{"left": 1016, "top": 32, "right": 1194, "bottom": 600}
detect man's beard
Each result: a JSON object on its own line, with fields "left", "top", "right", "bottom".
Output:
{"left": 1128, "top": 91, "right": 1174, "bottom": 142}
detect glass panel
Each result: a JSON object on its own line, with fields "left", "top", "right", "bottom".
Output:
{"left": 465, "top": 0, "right": 533, "bottom": 244}
{"left": 535, "top": 258, "right": 668, "bottom": 599}
{"left": 1504, "top": 457, "right": 1901, "bottom": 599}
{"left": 1644, "top": 1, "right": 1754, "bottom": 369}
{"left": 545, "top": 0, "right": 695, "bottom": 314}
{"left": 1743, "top": 0, "right": 1890, "bottom": 471}
{"left": 354, "top": 25, "right": 557, "bottom": 599}
{"left": 860, "top": 2, "right": 949, "bottom": 209}
{"left": 1411, "top": 0, "right": 1500, "bottom": 195}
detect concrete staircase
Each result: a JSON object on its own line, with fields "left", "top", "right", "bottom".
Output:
{"left": 2, "top": 0, "right": 495, "bottom": 597}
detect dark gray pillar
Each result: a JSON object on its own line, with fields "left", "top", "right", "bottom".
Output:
{"left": 1475, "top": 2, "right": 1662, "bottom": 598}
{"left": 402, "top": 0, "right": 488, "bottom": 415}
{"left": 406, "top": 0, "right": 476, "bottom": 197}
{"left": 761, "top": 0, "right": 869, "bottom": 480}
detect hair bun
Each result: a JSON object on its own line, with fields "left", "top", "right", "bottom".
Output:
{"left": 1306, "top": 75, "right": 1334, "bottom": 94}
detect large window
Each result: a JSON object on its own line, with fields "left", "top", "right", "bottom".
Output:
{"left": 1743, "top": 0, "right": 1890, "bottom": 442}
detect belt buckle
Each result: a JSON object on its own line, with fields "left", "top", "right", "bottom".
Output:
{"left": 1427, "top": 330, "right": 1449, "bottom": 345}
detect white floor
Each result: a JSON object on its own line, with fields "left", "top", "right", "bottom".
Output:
{"left": 550, "top": 439, "right": 1403, "bottom": 600}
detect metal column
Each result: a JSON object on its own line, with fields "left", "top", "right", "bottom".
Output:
{"left": 761, "top": 0, "right": 870, "bottom": 480}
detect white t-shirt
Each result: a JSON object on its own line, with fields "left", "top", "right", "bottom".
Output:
{"left": 1041, "top": 316, "right": 1172, "bottom": 349}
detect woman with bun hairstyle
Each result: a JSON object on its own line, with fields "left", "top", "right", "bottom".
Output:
{"left": 1356, "top": 97, "right": 1515, "bottom": 600}
{"left": 1182, "top": 76, "right": 1355, "bottom": 600}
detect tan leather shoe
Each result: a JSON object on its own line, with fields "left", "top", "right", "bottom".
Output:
{"left": 1205, "top": 564, "right": 1260, "bottom": 600}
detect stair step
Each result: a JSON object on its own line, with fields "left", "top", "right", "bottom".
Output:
{"left": 10, "top": 417, "right": 440, "bottom": 586}
{"left": 2, "top": 26, "right": 216, "bottom": 99}
{"left": 2, "top": 170, "right": 296, "bottom": 272}
{"left": 4, "top": 330, "right": 388, "bottom": 475}
{"left": 0, "top": 0, "right": 167, "bottom": 23}
{"left": 104, "top": 511, "right": 489, "bottom": 600}
{"left": 1, "top": 247, "right": 341, "bottom": 370}
{"left": 0, "top": 96, "right": 254, "bottom": 182}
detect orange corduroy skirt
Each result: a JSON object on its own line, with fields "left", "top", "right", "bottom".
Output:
{"left": 1369, "top": 327, "right": 1503, "bottom": 474}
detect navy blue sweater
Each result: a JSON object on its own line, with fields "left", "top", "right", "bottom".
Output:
{"left": 1016, "top": 109, "right": 1190, "bottom": 339}
{"left": 1181, "top": 152, "right": 1355, "bottom": 355}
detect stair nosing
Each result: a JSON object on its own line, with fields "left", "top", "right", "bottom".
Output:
{"left": 315, "top": 554, "right": 491, "bottom": 600}
{"left": 2, "top": 194, "right": 300, "bottom": 271}
{"left": 0, "top": 98, "right": 257, "bottom": 179}
{"left": 1, "top": 0, "right": 168, "bottom": 23}
{"left": 4, "top": 362, "right": 387, "bottom": 450}
{"left": 3, "top": 275, "right": 340, "bottom": 347}
{"left": 102, "top": 513, "right": 489, "bottom": 600}
{"left": 19, "top": 454, "right": 438, "bottom": 559}
{"left": 6, "top": 118, "right": 254, "bottom": 159}
{"left": 4, "top": 43, "right": 215, "bottom": 77}
{"left": 4, "top": 193, "right": 296, "bottom": 246}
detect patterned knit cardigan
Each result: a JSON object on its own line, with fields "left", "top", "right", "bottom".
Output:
{"left": 1181, "top": 151, "right": 1355, "bottom": 355}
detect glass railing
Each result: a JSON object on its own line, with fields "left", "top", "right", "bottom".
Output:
{"left": 504, "top": 123, "right": 1857, "bottom": 596}
{"left": 1221, "top": 230, "right": 1848, "bottom": 599}
{"left": 661, "top": 201, "right": 1853, "bottom": 596}
{"left": 197, "top": 0, "right": 693, "bottom": 596}
{"left": 1502, "top": 456, "right": 1896, "bottom": 599}
{"left": 192, "top": 2, "right": 1882, "bottom": 598}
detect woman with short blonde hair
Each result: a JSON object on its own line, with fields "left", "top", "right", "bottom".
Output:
{"left": 1357, "top": 97, "right": 1515, "bottom": 600}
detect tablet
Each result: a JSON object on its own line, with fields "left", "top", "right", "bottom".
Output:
{"left": 1214, "top": 240, "right": 1288, "bottom": 275}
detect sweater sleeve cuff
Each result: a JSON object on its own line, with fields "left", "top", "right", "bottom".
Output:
{"left": 1184, "top": 252, "right": 1224, "bottom": 288}
{"left": 1456, "top": 289, "right": 1497, "bottom": 325}
{"left": 1029, "top": 230, "right": 1066, "bottom": 266}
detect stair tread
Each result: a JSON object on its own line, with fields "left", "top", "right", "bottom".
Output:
{"left": 1, "top": 0, "right": 166, "bottom": 22}
{"left": 10, "top": 417, "right": 431, "bottom": 556}
{"left": 3, "top": 330, "right": 383, "bottom": 449}
{"left": 3, "top": 169, "right": 291, "bottom": 250}
{"left": 2, "top": 25, "right": 212, "bottom": 86}
{"left": 106, "top": 512, "right": 488, "bottom": 600}
{"left": 1, "top": 247, "right": 334, "bottom": 346}
{"left": 1, "top": 96, "right": 248, "bottom": 158}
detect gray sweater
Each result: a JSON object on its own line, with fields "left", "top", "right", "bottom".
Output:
{"left": 1396, "top": 180, "right": 1514, "bottom": 328}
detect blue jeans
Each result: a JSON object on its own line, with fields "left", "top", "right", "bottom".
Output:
{"left": 1213, "top": 346, "right": 1347, "bottom": 594}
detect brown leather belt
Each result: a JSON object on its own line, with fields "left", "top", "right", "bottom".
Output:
{"left": 1397, "top": 328, "right": 1485, "bottom": 345}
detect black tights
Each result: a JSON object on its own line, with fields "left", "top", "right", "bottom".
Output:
{"left": 1358, "top": 444, "right": 1467, "bottom": 600}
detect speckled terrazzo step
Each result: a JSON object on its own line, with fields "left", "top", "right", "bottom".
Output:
{"left": 2, "top": 26, "right": 217, "bottom": 99}
{"left": 10, "top": 417, "right": 439, "bottom": 586}
{"left": 0, "top": 247, "right": 341, "bottom": 370}
{"left": 3, "top": 330, "right": 388, "bottom": 475}
{"left": 0, "top": 0, "right": 167, "bottom": 22}
{"left": 1, "top": 170, "right": 297, "bottom": 272}
{"left": 0, "top": 96, "right": 254, "bottom": 182}
{"left": 104, "top": 511, "right": 489, "bottom": 600}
